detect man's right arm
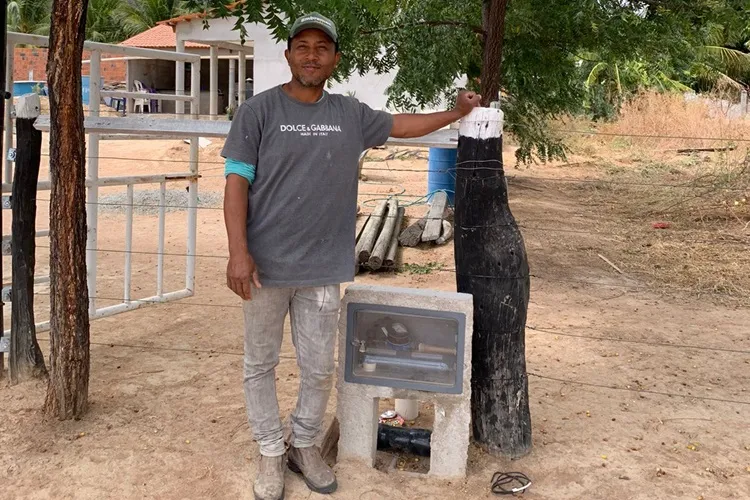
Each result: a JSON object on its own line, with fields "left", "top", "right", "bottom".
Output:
{"left": 221, "top": 103, "right": 263, "bottom": 300}
{"left": 224, "top": 174, "right": 261, "bottom": 300}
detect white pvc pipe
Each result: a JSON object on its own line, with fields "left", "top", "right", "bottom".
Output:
{"left": 86, "top": 50, "right": 102, "bottom": 315}
{"left": 124, "top": 185, "right": 133, "bottom": 303}
{"left": 4, "top": 288, "right": 195, "bottom": 338}
{"left": 186, "top": 140, "right": 198, "bottom": 294}
{"left": 157, "top": 182, "right": 166, "bottom": 297}
{"left": 191, "top": 61, "right": 201, "bottom": 119}
{"left": 395, "top": 399, "right": 419, "bottom": 420}
{"left": 100, "top": 91, "right": 195, "bottom": 102}
{"left": 92, "top": 289, "right": 194, "bottom": 320}
{"left": 8, "top": 33, "right": 200, "bottom": 64}
{"left": 2, "top": 173, "right": 196, "bottom": 193}
{"left": 186, "top": 61, "right": 200, "bottom": 296}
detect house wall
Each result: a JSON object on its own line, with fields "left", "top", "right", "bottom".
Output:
{"left": 175, "top": 17, "right": 404, "bottom": 111}
{"left": 13, "top": 48, "right": 127, "bottom": 83}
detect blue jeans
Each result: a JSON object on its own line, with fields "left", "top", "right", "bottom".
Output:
{"left": 242, "top": 285, "right": 340, "bottom": 457}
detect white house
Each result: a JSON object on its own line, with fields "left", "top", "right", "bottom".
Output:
{"left": 159, "top": 11, "right": 400, "bottom": 113}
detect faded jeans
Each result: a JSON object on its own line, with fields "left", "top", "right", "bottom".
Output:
{"left": 242, "top": 284, "right": 340, "bottom": 457}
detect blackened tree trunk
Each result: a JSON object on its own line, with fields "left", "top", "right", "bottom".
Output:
{"left": 10, "top": 95, "right": 48, "bottom": 383}
{"left": 0, "top": 0, "right": 8, "bottom": 378}
{"left": 479, "top": 0, "right": 510, "bottom": 107}
{"left": 454, "top": 108, "right": 532, "bottom": 458}
{"left": 44, "top": 0, "right": 91, "bottom": 420}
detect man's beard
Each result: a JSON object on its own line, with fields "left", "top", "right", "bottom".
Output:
{"left": 295, "top": 72, "right": 326, "bottom": 88}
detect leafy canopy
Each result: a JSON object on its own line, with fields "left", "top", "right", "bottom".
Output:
{"left": 182, "top": 1, "right": 750, "bottom": 161}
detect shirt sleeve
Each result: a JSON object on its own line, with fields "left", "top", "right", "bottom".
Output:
{"left": 221, "top": 103, "right": 262, "bottom": 166}
{"left": 224, "top": 158, "right": 256, "bottom": 185}
{"left": 359, "top": 101, "right": 394, "bottom": 150}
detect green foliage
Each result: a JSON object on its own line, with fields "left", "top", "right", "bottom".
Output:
{"left": 117, "top": 0, "right": 187, "bottom": 38}
{"left": 86, "top": 0, "right": 128, "bottom": 43}
{"left": 7, "top": 0, "right": 52, "bottom": 35}
{"left": 181, "top": 0, "right": 749, "bottom": 163}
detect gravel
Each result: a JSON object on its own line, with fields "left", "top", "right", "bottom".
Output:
{"left": 98, "top": 188, "right": 223, "bottom": 216}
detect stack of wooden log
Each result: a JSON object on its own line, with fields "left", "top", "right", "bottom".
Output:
{"left": 398, "top": 191, "right": 454, "bottom": 248}
{"left": 355, "top": 191, "right": 454, "bottom": 273}
{"left": 355, "top": 197, "right": 405, "bottom": 272}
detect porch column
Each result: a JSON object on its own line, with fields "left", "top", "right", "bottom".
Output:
{"left": 238, "top": 52, "right": 246, "bottom": 105}
{"left": 126, "top": 60, "right": 134, "bottom": 115}
{"left": 210, "top": 45, "right": 219, "bottom": 119}
{"left": 228, "top": 57, "right": 236, "bottom": 111}
{"left": 175, "top": 37, "right": 185, "bottom": 115}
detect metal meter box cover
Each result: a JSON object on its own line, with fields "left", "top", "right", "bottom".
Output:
{"left": 344, "top": 302, "right": 466, "bottom": 394}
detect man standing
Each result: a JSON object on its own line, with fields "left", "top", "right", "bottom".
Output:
{"left": 222, "top": 12, "right": 480, "bottom": 500}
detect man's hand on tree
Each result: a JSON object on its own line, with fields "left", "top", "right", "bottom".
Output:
{"left": 453, "top": 90, "right": 482, "bottom": 117}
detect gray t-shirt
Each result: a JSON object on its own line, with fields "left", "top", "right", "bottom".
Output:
{"left": 221, "top": 85, "right": 394, "bottom": 287}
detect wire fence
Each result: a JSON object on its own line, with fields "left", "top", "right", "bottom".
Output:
{"left": 3, "top": 130, "right": 749, "bottom": 409}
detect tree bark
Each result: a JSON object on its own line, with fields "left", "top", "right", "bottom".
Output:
{"left": 0, "top": 0, "right": 7, "bottom": 378}
{"left": 454, "top": 108, "right": 531, "bottom": 458}
{"left": 10, "top": 96, "right": 48, "bottom": 383}
{"left": 44, "top": 0, "right": 91, "bottom": 420}
{"left": 480, "top": 0, "right": 510, "bottom": 107}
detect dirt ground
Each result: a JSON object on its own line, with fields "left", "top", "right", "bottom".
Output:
{"left": 1, "top": 130, "right": 749, "bottom": 500}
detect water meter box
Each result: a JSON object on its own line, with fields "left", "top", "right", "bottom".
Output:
{"left": 344, "top": 303, "right": 466, "bottom": 394}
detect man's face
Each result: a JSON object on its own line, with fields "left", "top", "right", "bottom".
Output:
{"left": 285, "top": 29, "right": 340, "bottom": 88}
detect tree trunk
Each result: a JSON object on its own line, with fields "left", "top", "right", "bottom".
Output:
{"left": 480, "top": 0, "right": 510, "bottom": 106}
{"left": 0, "top": 0, "right": 7, "bottom": 378}
{"left": 454, "top": 107, "right": 532, "bottom": 458}
{"left": 44, "top": 0, "right": 91, "bottom": 420}
{"left": 10, "top": 95, "right": 48, "bottom": 383}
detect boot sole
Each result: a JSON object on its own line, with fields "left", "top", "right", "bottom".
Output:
{"left": 287, "top": 461, "right": 338, "bottom": 495}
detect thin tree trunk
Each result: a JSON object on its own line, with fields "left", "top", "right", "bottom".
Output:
{"left": 10, "top": 96, "right": 48, "bottom": 383}
{"left": 44, "top": 0, "right": 91, "bottom": 420}
{"left": 480, "top": 0, "right": 510, "bottom": 106}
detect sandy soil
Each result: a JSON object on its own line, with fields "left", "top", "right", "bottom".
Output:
{"left": 1, "top": 136, "right": 748, "bottom": 500}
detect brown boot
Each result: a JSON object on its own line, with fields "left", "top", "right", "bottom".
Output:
{"left": 287, "top": 446, "right": 337, "bottom": 494}
{"left": 253, "top": 454, "right": 286, "bottom": 500}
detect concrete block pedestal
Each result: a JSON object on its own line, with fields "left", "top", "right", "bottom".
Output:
{"left": 335, "top": 285, "right": 473, "bottom": 479}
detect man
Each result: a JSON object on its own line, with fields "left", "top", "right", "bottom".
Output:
{"left": 221, "top": 12, "right": 480, "bottom": 500}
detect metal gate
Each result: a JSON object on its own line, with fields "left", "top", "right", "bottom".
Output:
{"left": 2, "top": 32, "right": 203, "bottom": 337}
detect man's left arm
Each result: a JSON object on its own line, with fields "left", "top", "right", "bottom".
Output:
{"left": 390, "top": 90, "right": 482, "bottom": 138}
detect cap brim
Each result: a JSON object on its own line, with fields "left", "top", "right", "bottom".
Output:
{"left": 292, "top": 22, "right": 337, "bottom": 43}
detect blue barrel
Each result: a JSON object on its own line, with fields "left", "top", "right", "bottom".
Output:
{"left": 427, "top": 147, "right": 458, "bottom": 206}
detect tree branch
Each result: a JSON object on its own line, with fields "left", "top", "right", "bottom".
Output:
{"left": 360, "top": 20, "right": 485, "bottom": 36}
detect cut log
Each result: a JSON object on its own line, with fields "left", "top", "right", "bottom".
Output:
{"left": 355, "top": 199, "right": 388, "bottom": 264}
{"left": 384, "top": 207, "right": 406, "bottom": 269}
{"left": 436, "top": 220, "right": 454, "bottom": 245}
{"left": 421, "top": 191, "right": 448, "bottom": 242}
{"left": 398, "top": 216, "right": 426, "bottom": 247}
{"left": 367, "top": 199, "right": 399, "bottom": 271}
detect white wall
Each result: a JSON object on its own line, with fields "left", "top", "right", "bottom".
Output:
{"left": 175, "top": 17, "right": 401, "bottom": 111}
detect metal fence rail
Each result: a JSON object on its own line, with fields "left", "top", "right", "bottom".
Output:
{"left": 2, "top": 32, "right": 202, "bottom": 337}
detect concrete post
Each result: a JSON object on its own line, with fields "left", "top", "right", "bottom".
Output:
{"left": 238, "top": 52, "right": 246, "bottom": 104}
{"left": 209, "top": 45, "right": 218, "bottom": 119}
{"left": 741, "top": 89, "right": 748, "bottom": 116}
{"left": 175, "top": 37, "right": 185, "bottom": 115}
{"left": 228, "top": 58, "right": 236, "bottom": 112}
